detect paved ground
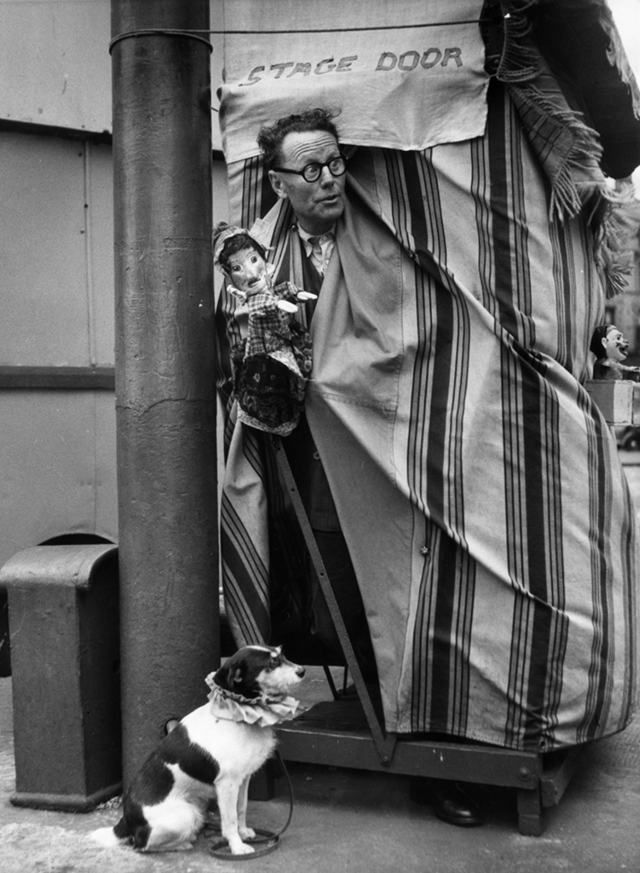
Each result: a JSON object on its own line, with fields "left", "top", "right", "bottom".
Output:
{"left": 1, "top": 452, "right": 640, "bottom": 873}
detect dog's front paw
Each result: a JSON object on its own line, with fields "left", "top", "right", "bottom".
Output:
{"left": 229, "top": 840, "right": 255, "bottom": 856}
{"left": 238, "top": 826, "right": 256, "bottom": 840}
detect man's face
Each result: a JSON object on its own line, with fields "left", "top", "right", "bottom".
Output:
{"left": 268, "top": 130, "right": 346, "bottom": 235}
{"left": 226, "top": 246, "right": 270, "bottom": 296}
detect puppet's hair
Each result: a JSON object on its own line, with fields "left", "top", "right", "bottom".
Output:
{"left": 213, "top": 222, "right": 266, "bottom": 272}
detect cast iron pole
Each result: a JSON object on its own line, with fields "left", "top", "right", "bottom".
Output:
{"left": 111, "top": 0, "right": 218, "bottom": 783}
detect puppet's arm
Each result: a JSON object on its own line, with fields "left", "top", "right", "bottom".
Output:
{"left": 275, "top": 281, "right": 318, "bottom": 306}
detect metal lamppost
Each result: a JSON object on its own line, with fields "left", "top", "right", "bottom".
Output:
{"left": 111, "top": 0, "right": 218, "bottom": 783}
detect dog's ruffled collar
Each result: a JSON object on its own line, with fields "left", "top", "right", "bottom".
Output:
{"left": 205, "top": 675, "right": 300, "bottom": 728}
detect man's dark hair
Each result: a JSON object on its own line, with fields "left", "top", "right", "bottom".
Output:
{"left": 257, "top": 108, "right": 341, "bottom": 169}
{"left": 218, "top": 232, "right": 266, "bottom": 273}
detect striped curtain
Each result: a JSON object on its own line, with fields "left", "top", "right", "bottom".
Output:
{"left": 216, "top": 80, "right": 637, "bottom": 751}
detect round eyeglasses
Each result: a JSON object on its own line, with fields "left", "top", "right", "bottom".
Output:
{"left": 271, "top": 155, "right": 347, "bottom": 183}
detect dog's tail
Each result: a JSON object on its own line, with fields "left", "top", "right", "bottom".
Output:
{"left": 88, "top": 820, "right": 128, "bottom": 848}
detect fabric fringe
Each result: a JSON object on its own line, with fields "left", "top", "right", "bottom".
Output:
{"left": 491, "top": 0, "right": 540, "bottom": 84}
{"left": 592, "top": 185, "right": 640, "bottom": 299}
{"left": 507, "top": 82, "right": 604, "bottom": 220}
{"left": 485, "top": 0, "right": 605, "bottom": 216}
{"left": 482, "top": 0, "right": 639, "bottom": 297}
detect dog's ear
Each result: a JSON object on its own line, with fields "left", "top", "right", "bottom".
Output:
{"left": 213, "top": 662, "right": 243, "bottom": 693}
{"left": 229, "top": 667, "right": 243, "bottom": 686}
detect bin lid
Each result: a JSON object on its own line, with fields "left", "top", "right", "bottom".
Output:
{"left": 0, "top": 544, "right": 117, "bottom": 590}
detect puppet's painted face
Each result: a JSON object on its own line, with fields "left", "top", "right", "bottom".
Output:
{"left": 602, "top": 327, "right": 629, "bottom": 363}
{"left": 226, "top": 247, "right": 270, "bottom": 296}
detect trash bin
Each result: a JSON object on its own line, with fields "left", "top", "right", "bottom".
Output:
{"left": 0, "top": 543, "right": 121, "bottom": 811}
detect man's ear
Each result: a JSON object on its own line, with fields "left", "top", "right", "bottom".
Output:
{"left": 268, "top": 169, "right": 288, "bottom": 201}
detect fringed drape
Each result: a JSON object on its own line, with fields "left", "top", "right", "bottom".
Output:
{"left": 216, "top": 79, "right": 637, "bottom": 750}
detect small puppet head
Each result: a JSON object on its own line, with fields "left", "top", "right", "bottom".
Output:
{"left": 213, "top": 221, "right": 274, "bottom": 297}
{"left": 590, "top": 324, "right": 629, "bottom": 363}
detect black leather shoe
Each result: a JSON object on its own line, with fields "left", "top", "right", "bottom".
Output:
{"left": 431, "top": 782, "right": 485, "bottom": 828}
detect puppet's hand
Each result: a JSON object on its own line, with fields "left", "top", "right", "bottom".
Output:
{"left": 296, "top": 291, "right": 318, "bottom": 301}
{"left": 227, "top": 286, "right": 248, "bottom": 302}
{"left": 277, "top": 299, "right": 298, "bottom": 313}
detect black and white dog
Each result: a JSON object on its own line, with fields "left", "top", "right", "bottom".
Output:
{"left": 91, "top": 645, "right": 305, "bottom": 855}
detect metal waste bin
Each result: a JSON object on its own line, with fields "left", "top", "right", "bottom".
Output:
{"left": 0, "top": 543, "right": 121, "bottom": 811}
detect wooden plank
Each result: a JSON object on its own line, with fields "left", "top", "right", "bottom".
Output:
{"left": 276, "top": 702, "right": 542, "bottom": 788}
{"left": 540, "top": 747, "right": 582, "bottom": 808}
{"left": 517, "top": 786, "right": 544, "bottom": 837}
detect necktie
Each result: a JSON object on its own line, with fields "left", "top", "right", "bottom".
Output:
{"left": 308, "top": 236, "right": 325, "bottom": 276}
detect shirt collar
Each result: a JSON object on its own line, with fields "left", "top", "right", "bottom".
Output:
{"left": 297, "top": 224, "right": 335, "bottom": 245}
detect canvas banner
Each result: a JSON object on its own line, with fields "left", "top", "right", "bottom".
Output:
{"left": 218, "top": 0, "right": 488, "bottom": 163}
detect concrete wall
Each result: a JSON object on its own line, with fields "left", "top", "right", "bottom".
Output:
{"left": 0, "top": 125, "right": 228, "bottom": 567}
{"left": 0, "top": 0, "right": 225, "bottom": 149}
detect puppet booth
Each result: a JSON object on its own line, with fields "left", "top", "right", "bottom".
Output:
{"left": 215, "top": 0, "right": 640, "bottom": 831}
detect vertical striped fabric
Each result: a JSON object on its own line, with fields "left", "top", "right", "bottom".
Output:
{"left": 216, "top": 81, "right": 637, "bottom": 750}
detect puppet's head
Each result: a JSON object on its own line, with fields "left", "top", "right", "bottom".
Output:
{"left": 590, "top": 324, "right": 630, "bottom": 363}
{"left": 213, "top": 221, "right": 275, "bottom": 298}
